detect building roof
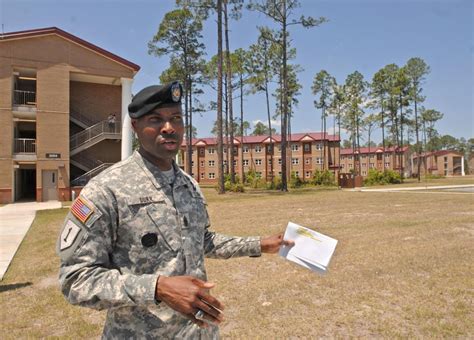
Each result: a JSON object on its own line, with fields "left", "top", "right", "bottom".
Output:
{"left": 0, "top": 27, "right": 140, "bottom": 72}
{"left": 340, "top": 146, "right": 409, "bottom": 155}
{"left": 182, "top": 132, "right": 340, "bottom": 147}
{"left": 412, "top": 149, "right": 464, "bottom": 159}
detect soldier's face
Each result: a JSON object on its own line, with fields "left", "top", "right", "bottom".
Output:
{"left": 132, "top": 106, "right": 184, "bottom": 169}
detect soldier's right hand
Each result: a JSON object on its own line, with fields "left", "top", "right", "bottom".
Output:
{"left": 156, "top": 275, "right": 224, "bottom": 328}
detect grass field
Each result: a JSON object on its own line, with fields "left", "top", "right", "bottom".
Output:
{"left": 0, "top": 186, "right": 473, "bottom": 338}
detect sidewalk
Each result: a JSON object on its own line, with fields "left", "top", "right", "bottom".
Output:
{"left": 349, "top": 184, "right": 474, "bottom": 192}
{"left": 0, "top": 201, "right": 62, "bottom": 280}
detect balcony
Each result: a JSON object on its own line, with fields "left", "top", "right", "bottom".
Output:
{"left": 14, "top": 90, "right": 36, "bottom": 106}
{"left": 14, "top": 138, "right": 36, "bottom": 154}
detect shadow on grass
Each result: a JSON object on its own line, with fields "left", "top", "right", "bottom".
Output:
{"left": 0, "top": 282, "right": 32, "bottom": 293}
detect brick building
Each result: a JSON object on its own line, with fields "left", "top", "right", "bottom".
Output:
{"left": 411, "top": 150, "right": 465, "bottom": 177}
{"left": 0, "top": 27, "right": 139, "bottom": 203}
{"left": 179, "top": 132, "right": 340, "bottom": 183}
{"left": 339, "top": 146, "right": 411, "bottom": 177}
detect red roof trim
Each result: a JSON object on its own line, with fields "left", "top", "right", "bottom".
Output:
{"left": 181, "top": 132, "right": 340, "bottom": 147}
{"left": 340, "top": 146, "right": 409, "bottom": 155}
{"left": 0, "top": 27, "right": 140, "bottom": 72}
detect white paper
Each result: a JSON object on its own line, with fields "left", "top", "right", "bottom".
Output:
{"left": 279, "top": 221, "right": 338, "bottom": 274}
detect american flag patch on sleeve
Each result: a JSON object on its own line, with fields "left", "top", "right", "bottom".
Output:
{"left": 71, "top": 196, "right": 94, "bottom": 223}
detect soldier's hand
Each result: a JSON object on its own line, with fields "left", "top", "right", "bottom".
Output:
{"left": 261, "top": 232, "right": 295, "bottom": 254}
{"left": 156, "top": 275, "right": 224, "bottom": 328}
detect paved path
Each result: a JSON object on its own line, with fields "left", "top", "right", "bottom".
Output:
{"left": 349, "top": 184, "right": 474, "bottom": 193}
{"left": 0, "top": 201, "right": 61, "bottom": 280}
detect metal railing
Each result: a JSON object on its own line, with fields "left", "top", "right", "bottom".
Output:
{"left": 14, "top": 138, "right": 36, "bottom": 153}
{"left": 71, "top": 162, "right": 113, "bottom": 186}
{"left": 70, "top": 120, "right": 121, "bottom": 150}
{"left": 14, "top": 90, "right": 36, "bottom": 106}
{"left": 71, "top": 153, "right": 104, "bottom": 170}
{"left": 70, "top": 110, "right": 95, "bottom": 127}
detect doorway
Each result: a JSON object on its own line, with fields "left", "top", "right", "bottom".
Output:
{"left": 42, "top": 170, "right": 58, "bottom": 201}
{"left": 14, "top": 167, "right": 36, "bottom": 201}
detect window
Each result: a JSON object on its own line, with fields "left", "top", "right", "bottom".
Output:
{"left": 370, "top": 155, "right": 375, "bottom": 159}
{"left": 208, "top": 148, "right": 215, "bottom": 154}
{"left": 316, "top": 158, "right": 324, "bottom": 164}
{"left": 278, "top": 158, "right": 282, "bottom": 165}
{"left": 200, "top": 173, "right": 204, "bottom": 179}
{"left": 361, "top": 155, "right": 366, "bottom": 160}
{"left": 385, "top": 162, "right": 390, "bottom": 168}
{"left": 315, "top": 143, "right": 322, "bottom": 150}
{"left": 385, "top": 154, "right": 390, "bottom": 159}
{"left": 256, "top": 172, "right": 262, "bottom": 178}
{"left": 268, "top": 158, "right": 272, "bottom": 165}
{"left": 277, "top": 145, "right": 282, "bottom": 151}
{"left": 305, "top": 158, "right": 311, "bottom": 165}
{"left": 208, "top": 173, "right": 215, "bottom": 179}
{"left": 199, "top": 148, "right": 205, "bottom": 156}
{"left": 305, "top": 171, "right": 312, "bottom": 178}
{"left": 369, "top": 163, "right": 375, "bottom": 168}
{"left": 295, "top": 171, "right": 300, "bottom": 177}
{"left": 362, "top": 171, "right": 367, "bottom": 176}
{"left": 200, "top": 160, "right": 204, "bottom": 167}
{"left": 304, "top": 144, "right": 310, "bottom": 152}
{"left": 342, "top": 164, "right": 345, "bottom": 168}
{"left": 243, "top": 160, "right": 249, "bottom": 166}
{"left": 362, "top": 163, "right": 366, "bottom": 168}
{"left": 291, "top": 144, "right": 299, "bottom": 151}
{"left": 348, "top": 156, "right": 353, "bottom": 160}
{"left": 292, "top": 158, "right": 299, "bottom": 165}
{"left": 192, "top": 161, "right": 194, "bottom": 167}
{"left": 349, "top": 164, "right": 353, "bottom": 169}
{"left": 223, "top": 160, "right": 227, "bottom": 165}
{"left": 243, "top": 146, "right": 249, "bottom": 153}
{"left": 208, "top": 160, "right": 215, "bottom": 167}
{"left": 341, "top": 156, "right": 346, "bottom": 160}
{"left": 255, "top": 145, "right": 262, "bottom": 153}
{"left": 233, "top": 160, "right": 237, "bottom": 166}
{"left": 223, "top": 147, "right": 227, "bottom": 153}
{"left": 255, "top": 159, "right": 262, "bottom": 165}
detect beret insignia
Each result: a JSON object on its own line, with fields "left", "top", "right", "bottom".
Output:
{"left": 171, "top": 82, "right": 181, "bottom": 102}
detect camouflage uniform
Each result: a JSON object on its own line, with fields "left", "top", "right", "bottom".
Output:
{"left": 58, "top": 151, "right": 261, "bottom": 339}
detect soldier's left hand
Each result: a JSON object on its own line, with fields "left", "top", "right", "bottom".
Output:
{"left": 260, "top": 232, "right": 294, "bottom": 254}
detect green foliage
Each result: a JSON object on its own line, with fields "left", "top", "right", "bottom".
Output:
{"left": 289, "top": 172, "right": 304, "bottom": 188}
{"left": 311, "top": 169, "right": 336, "bottom": 186}
{"left": 244, "top": 169, "right": 266, "bottom": 189}
{"left": 364, "top": 169, "right": 401, "bottom": 186}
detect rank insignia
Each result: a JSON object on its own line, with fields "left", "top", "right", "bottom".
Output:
{"left": 171, "top": 82, "right": 181, "bottom": 102}
{"left": 71, "top": 196, "right": 94, "bottom": 223}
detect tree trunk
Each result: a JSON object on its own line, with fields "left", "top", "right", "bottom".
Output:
{"left": 216, "top": 0, "right": 225, "bottom": 194}
{"left": 188, "top": 77, "right": 193, "bottom": 177}
{"left": 224, "top": 1, "right": 235, "bottom": 184}
{"left": 414, "top": 86, "right": 421, "bottom": 182}
{"left": 240, "top": 72, "right": 245, "bottom": 183}
{"left": 280, "top": 0, "right": 288, "bottom": 192}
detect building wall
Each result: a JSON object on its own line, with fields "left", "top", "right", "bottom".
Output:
{"left": 340, "top": 150, "right": 410, "bottom": 177}
{"left": 412, "top": 152, "right": 464, "bottom": 176}
{"left": 0, "top": 31, "right": 136, "bottom": 203}
{"left": 182, "top": 139, "right": 340, "bottom": 184}
{"left": 70, "top": 81, "right": 122, "bottom": 123}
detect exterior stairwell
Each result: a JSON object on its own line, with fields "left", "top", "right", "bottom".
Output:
{"left": 70, "top": 120, "right": 121, "bottom": 156}
{"left": 70, "top": 118, "right": 122, "bottom": 186}
{"left": 70, "top": 110, "right": 96, "bottom": 129}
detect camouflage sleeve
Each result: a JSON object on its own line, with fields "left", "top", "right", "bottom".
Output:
{"left": 203, "top": 232, "right": 262, "bottom": 259}
{"left": 57, "top": 185, "right": 159, "bottom": 310}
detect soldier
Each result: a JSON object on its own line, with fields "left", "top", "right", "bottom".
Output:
{"left": 57, "top": 81, "right": 293, "bottom": 339}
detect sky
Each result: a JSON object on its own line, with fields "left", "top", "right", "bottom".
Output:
{"left": 1, "top": 0, "right": 472, "bottom": 142}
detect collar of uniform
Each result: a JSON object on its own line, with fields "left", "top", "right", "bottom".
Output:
{"left": 132, "top": 151, "right": 163, "bottom": 190}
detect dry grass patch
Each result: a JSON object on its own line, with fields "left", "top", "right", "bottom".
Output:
{"left": 0, "top": 189, "right": 472, "bottom": 338}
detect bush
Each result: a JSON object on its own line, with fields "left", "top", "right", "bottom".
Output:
{"left": 289, "top": 171, "right": 304, "bottom": 188}
{"left": 311, "top": 170, "right": 336, "bottom": 186}
{"left": 244, "top": 169, "right": 266, "bottom": 189}
{"left": 364, "top": 169, "right": 401, "bottom": 186}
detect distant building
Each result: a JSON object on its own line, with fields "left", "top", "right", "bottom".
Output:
{"left": 179, "top": 133, "right": 341, "bottom": 183}
{"left": 0, "top": 27, "right": 139, "bottom": 203}
{"left": 339, "top": 146, "right": 411, "bottom": 177}
{"left": 411, "top": 150, "right": 465, "bottom": 177}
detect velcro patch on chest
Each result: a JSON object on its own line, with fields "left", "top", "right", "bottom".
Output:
{"left": 60, "top": 220, "right": 81, "bottom": 250}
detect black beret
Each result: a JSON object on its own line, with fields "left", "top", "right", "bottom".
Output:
{"left": 128, "top": 81, "right": 182, "bottom": 119}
